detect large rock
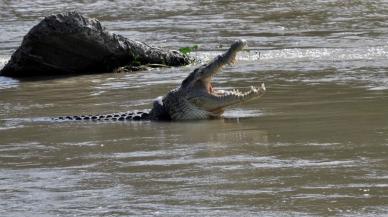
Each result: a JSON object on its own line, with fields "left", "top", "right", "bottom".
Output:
{"left": 0, "top": 12, "right": 191, "bottom": 77}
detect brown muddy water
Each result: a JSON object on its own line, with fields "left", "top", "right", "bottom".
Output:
{"left": 1, "top": 1, "right": 388, "bottom": 216}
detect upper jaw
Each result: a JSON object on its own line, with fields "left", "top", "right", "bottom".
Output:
{"left": 230, "top": 39, "right": 248, "bottom": 54}
{"left": 201, "top": 39, "right": 248, "bottom": 92}
{"left": 203, "top": 39, "right": 248, "bottom": 79}
{"left": 201, "top": 39, "right": 266, "bottom": 103}
{"left": 186, "top": 39, "right": 266, "bottom": 111}
{"left": 225, "top": 39, "right": 248, "bottom": 64}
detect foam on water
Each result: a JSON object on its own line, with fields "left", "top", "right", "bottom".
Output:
{"left": 192, "top": 45, "right": 388, "bottom": 90}
{"left": 0, "top": 56, "right": 19, "bottom": 90}
{"left": 0, "top": 56, "right": 8, "bottom": 68}
{"left": 0, "top": 76, "right": 19, "bottom": 90}
{"left": 194, "top": 45, "right": 388, "bottom": 63}
{"left": 223, "top": 109, "right": 264, "bottom": 118}
{"left": 258, "top": 46, "right": 388, "bottom": 62}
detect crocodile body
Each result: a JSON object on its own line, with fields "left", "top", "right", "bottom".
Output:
{"left": 55, "top": 39, "right": 266, "bottom": 121}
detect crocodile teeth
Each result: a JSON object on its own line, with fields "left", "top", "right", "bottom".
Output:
{"left": 250, "top": 86, "right": 257, "bottom": 93}
{"left": 218, "top": 84, "right": 265, "bottom": 97}
{"left": 261, "top": 83, "right": 266, "bottom": 91}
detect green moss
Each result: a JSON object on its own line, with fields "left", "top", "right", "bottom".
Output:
{"left": 179, "top": 45, "right": 199, "bottom": 55}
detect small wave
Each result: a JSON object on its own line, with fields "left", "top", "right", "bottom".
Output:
{"left": 193, "top": 45, "right": 388, "bottom": 63}
{"left": 0, "top": 56, "right": 8, "bottom": 68}
{"left": 192, "top": 46, "right": 388, "bottom": 90}
{"left": 0, "top": 118, "right": 26, "bottom": 130}
{"left": 1, "top": 103, "right": 54, "bottom": 113}
{"left": 251, "top": 159, "right": 357, "bottom": 169}
{"left": 284, "top": 67, "right": 388, "bottom": 90}
{"left": 1, "top": 117, "right": 53, "bottom": 128}
{"left": 0, "top": 58, "right": 19, "bottom": 89}
{"left": 223, "top": 109, "right": 264, "bottom": 118}
{"left": 0, "top": 125, "right": 23, "bottom": 131}
{"left": 258, "top": 46, "right": 388, "bottom": 62}
{"left": 60, "top": 141, "right": 101, "bottom": 147}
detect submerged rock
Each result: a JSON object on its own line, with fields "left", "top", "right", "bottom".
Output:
{"left": 0, "top": 11, "right": 191, "bottom": 77}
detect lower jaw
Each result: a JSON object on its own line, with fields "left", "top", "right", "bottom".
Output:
{"left": 209, "top": 108, "right": 225, "bottom": 115}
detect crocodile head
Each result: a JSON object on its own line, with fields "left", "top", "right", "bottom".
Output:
{"left": 151, "top": 39, "right": 266, "bottom": 121}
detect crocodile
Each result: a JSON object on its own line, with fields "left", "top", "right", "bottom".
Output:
{"left": 54, "top": 39, "right": 266, "bottom": 121}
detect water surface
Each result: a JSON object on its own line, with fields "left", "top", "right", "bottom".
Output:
{"left": 1, "top": 1, "right": 388, "bottom": 216}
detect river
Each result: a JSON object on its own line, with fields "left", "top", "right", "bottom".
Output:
{"left": 1, "top": 1, "right": 388, "bottom": 216}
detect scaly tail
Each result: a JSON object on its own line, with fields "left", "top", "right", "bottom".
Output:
{"left": 53, "top": 110, "right": 150, "bottom": 121}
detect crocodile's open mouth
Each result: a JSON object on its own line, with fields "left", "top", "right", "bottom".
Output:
{"left": 192, "top": 51, "right": 266, "bottom": 115}
{"left": 205, "top": 80, "right": 265, "bottom": 115}
{"left": 169, "top": 39, "right": 266, "bottom": 120}
{"left": 202, "top": 53, "right": 265, "bottom": 99}
{"left": 211, "top": 84, "right": 266, "bottom": 98}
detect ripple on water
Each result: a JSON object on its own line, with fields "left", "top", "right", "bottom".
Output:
{"left": 0, "top": 75, "right": 19, "bottom": 90}
{"left": 0, "top": 118, "right": 26, "bottom": 131}
{"left": 193, "top": 45, "right": 388, "bottom": 62}
{"left": 223, "top": 109, "right": 264, "bottom": 118}
{"left": 0, "top": 56, "right": 8, "bottom": 67}
{"left": 193, "top": 46, "right": 388, "bottom": 90}
{"left": 0, "top": 168, "right": 135, "bottom": 216}
{"left": 1, "top": 1, "right": 388, "bottom": 216}
{"left": 251, "top": 158, "right": 357, "bottom": 169}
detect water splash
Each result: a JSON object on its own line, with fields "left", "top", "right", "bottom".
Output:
{"left": 193, "top": 45, "right": 388, "bottom": 62}
{"left": 0, "top": 76, "right": 19, "bottom": 90}
{"left": 0, "top": 56, "right": 19, "bottom": 90}
{"left": 192, "top": 46, "right": 388, "bottom": 90}
{"left": 223, "top": 109, "right": 264, "bottom": 118}
{"left": 0, "top": 56, "right": 8, "bottom": 68}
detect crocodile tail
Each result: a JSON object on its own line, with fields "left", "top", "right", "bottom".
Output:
{"left": 53, "top": 111, "right": 150, "bottom": 121}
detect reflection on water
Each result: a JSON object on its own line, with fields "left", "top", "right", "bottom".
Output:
{"left": 1, "top": 0, "right": 388, "bottom": 216}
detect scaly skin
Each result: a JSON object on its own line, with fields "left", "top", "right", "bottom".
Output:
{"left": 158, "top": 39, "right": 266, "bottom": 120}
{"left": 55, "top": 39, "right": 266, "bottom": 121}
